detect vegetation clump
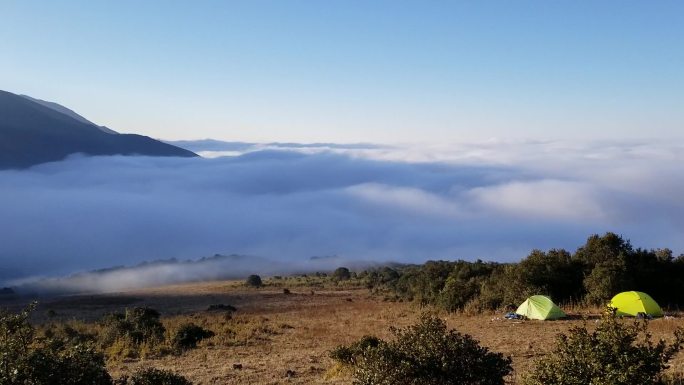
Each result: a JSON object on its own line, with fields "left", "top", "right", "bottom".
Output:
{"left": 99, "top": 307, "right": 166, "bottom": 359}
{"left": 245, "top": 274, "right": 263, "bottom": 288}
{"left": 331, "top": 314, "right": 512, "bottom": 385}
{"left": 0, "top": 302, "right": 112, "bottom": 385}
{"left": 524, "top": 309, "right": 684, "bottom": 385}
{"left": 0, "top": 287, "right": 15, "bottom": 295}
{"left": 172, "top": 323, "right": 214, "bottom": 351}
{"left": 329, "top": 335, "right": 381, "bottom": 365}
{"left": 116, "top": 368, "right": 192, "bottom": 385}
{"left": 332, "top": 267, "right": 352, "bottom": 281}
{"left": 206, "top": 304, "right": 237, "bottom": 312}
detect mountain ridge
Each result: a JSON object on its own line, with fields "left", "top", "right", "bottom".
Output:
{"left": 19, "top": 94, "right": 118, "bottom": 134}
{"left": 0, "top": 90, "right": 197, "bottom": 169}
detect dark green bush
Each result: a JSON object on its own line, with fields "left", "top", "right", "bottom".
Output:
{"left": 100, "top": 307, "right": 165, "bottom": 346}
{"left": 245, "top": 274, "right": 263, "bottom": 287}
{"left": 329, "top": 335, "right": 382, "bottom": 365}
{"left": 332, "top": 314, "right": 512, "bottom": 385}
{"left": 332, "top": 267, "right": 352, "bottom": 281}
{"left": 206, "top": 304, "right": 237, "bottom": 312}
{"left": 25, "top": 343, "right": 113, "bottom": 385}
{"left": 118, "top": 368, "right": 192, "bottom": 385}
{"left": 0, "top": 302, "right": 112, "bottom": 385}
{"left": 0, "top": 287, "right": 15, "bottom": 295}
{"left": 99, "top": 307, "right": 166, "bottom": 359}
{"left": 172, "top": 323, "right": 215, "bottom": 351}
{"left": 524, "top": 310, "right": 684, "bottom": 385}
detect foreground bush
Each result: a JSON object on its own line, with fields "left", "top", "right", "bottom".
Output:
{"left": 0, "top": 302, "right": 112, "bottom": 385}
{"left": 116, "top": 368, "right": 192, "bottom": 385}
{"left": 524, "top": 309, "right": 684, "bottom": 385}
{"left": 331, "top": 314, "right": 512, "bottom": 385}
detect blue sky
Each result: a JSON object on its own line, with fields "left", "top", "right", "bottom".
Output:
{"left": 1, "top": 1, "right": 682, "bottom": 142}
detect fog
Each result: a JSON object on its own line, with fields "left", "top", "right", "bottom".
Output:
{"left": 3, "top": 139, "right": 684, "bottom": 293}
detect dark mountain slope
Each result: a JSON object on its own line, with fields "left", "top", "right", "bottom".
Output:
{"left": 0, "top": 90, "right": 197, "bottom": 169}
{"left": 20, "top": 94, "right": 118, "bottom": 134}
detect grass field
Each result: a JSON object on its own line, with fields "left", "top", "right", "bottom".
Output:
{"left": 5, "top": 278, "right": 684, "bottom": 384}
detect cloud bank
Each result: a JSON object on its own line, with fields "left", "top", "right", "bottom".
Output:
{"left": 2, "top": 139, "right": 684, "bottom": 292}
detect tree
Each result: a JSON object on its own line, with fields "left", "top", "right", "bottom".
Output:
{"left": 574, "top": 233, "right": 634, "bottom": 305}
{"left": 332, "top": 267, "right": 352, "bottom": 281}
{"left": 517, "top": 249, "right": 584, "bottom": 303}
{"left": 583, "top": 259, "right": 632, "bottom": 305}
{"left": 245, "top": 274, "right": 263, "bottom": 287}
{"left": 574, "top": 232, "right": 633, "bottom": 268}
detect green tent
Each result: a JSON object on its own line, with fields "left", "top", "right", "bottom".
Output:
{"left": 609, "top": 291, "right": 663, "bottom": 317}
{"left": 515, "top": 295, "right": 566, "bottom": 320}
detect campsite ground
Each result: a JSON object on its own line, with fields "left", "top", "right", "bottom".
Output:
{"left": 6, "top": 279, "right": 684, "bottom": 384}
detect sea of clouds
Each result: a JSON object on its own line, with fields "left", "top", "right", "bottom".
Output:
{"left": 2, "top": 139, "right": 684, "bottom": 293}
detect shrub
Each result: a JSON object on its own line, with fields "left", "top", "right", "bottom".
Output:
{"left": 0, "top": 287, "right": 15, "bottom": 295}
{"left": 524, "top": 309, "right": 684, "bottom": 385}
{"left": 0, "top": 302, "right": 112, "bottom": 385}
{"left": 333, "top": 267, "right": 352, "bottom": 281}
{"left": 99, "top": 307, "right": 165, "bottom": 359}
{"left": 42, "top": 323, "right": 97, "bottom": 352}
{"left": 206, "top": 304, "right": 237, "bottom": 312}
{"left": 172, "top": 323, "right": 215, "bottom": 351}
{"left": 118, "top": 368, "right": 192, "bottom": 385}
{"left": 101, "top": 307, "right": 165, "bottom": 345}
{"left": 332, "top": 314, "right": 512, "bottom": 385}
{"left": 245, "top": 274, "right": 263, "bottom": 287}
{"left": 330, "top": 335, "right": 382, "bottom": 365}
{"left": 25, "top": 344, "right": 113, "bottom": 385}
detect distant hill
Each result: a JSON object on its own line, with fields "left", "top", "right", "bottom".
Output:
{"left": 0, "top": 90, "right": 197, "bottom": 169}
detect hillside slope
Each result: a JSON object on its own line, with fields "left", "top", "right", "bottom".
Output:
{"left": 0, "top": 90, "right": 196, "bottom": 169}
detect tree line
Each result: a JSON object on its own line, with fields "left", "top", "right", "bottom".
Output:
{"left": 358, "top": 232, "right": 684, "bottom": 311}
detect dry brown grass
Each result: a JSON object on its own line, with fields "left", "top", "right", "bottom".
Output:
{"left": 6, "top": 279, "right": 684, "bottom": 384}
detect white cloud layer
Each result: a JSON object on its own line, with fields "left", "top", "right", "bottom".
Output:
{"left": 2, "top": 139, "right": 684, "bottom": 292}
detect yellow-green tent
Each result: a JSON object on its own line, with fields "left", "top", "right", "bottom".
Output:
{"left": 609, "top": 291, "right": 663, "bottom": 317}
{"left": 515, "top": 295, "right": 566, "bottom": 320}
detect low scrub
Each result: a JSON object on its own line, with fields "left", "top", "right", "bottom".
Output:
{"left": 0, "top": 302, "right": 112, "bottom": 385}
{"left": 331, "top": 314, "right": 512, "bottom": 385}
{"left": 524, "top": 309, "right": 684, "bottom": 385}
{"left": 116, "top": 368, "right": 192, "bottom": 385}
{"left": 329, "top": 335, "right": 381, "bottom": 365}
{"left": 172, "top": 323, "right": 215, "bottom": 351}
{"left": 99, "top": 307, "right": 167, "bottom": 360}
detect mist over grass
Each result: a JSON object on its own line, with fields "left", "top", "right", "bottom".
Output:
{"left": 2, "top": 139, "right": 684, "bottom": 292}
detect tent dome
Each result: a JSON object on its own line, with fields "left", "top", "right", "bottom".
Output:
{"left": 609, "top": 291, "right": 663, "bottom": 317}
{"left": 515, "top": 295, "right": 566, "bottom": 320}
